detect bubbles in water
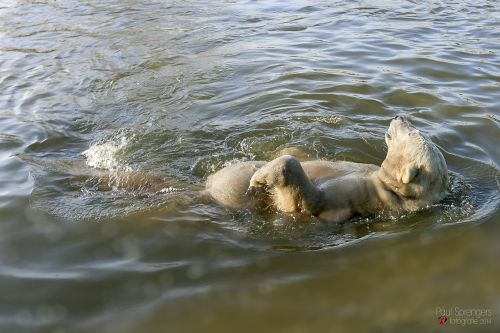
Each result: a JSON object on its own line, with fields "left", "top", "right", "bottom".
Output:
{"left": 433, "top": 172, "right": 475, "bottom": 224}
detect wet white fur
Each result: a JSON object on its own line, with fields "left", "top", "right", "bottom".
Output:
{"left": 206, "top": 118, "right": 449, "bottom": 223}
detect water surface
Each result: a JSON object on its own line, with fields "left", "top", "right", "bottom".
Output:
{"left": 0, "top": 1, "right": 499, "bottom": 332}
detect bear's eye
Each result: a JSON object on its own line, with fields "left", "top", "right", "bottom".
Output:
{"left": 409, "top": 130, "right": 419, "bottom": 137}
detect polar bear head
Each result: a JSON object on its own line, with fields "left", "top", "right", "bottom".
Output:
{"left": 380, "top": 116, "right": 448, "bottom": 204}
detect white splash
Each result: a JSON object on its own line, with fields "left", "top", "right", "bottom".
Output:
{"left": 82, "top": 134, "right": 133, "bottom": 171}
{"left": 159, "top": 187, "right": 183, "bottom": 194}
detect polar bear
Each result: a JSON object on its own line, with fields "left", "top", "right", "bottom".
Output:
{"left": 81, "top": 116, "right": 448, "bottom": 223}
{"left": 205, "top": 116, "right": 448, "bottom": 222}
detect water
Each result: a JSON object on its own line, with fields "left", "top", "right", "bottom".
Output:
{"left": 1, "top": 0, "right": 499, "bottom": 332}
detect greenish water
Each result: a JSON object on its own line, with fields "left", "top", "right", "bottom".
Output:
{"left": 0, "top": 1, "right": 499, "bottom": 332}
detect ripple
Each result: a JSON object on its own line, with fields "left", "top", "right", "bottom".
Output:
{"left": 384, "top": 89, "right": 443, "bottom": 107}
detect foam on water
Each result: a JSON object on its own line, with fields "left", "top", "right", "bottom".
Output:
{"left": 82, "top": 131, "right": 135, "bottom": 172}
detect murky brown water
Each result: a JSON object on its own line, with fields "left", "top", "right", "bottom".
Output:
{"left": 0, "top": 1, "right": 499, "bottom": 332}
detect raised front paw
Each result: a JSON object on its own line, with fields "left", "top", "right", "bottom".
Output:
{"left": 248, "top": 155, "right": 300, "bottom": 190}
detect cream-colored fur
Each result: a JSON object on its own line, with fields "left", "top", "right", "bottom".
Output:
{"left": 206, "top": 117, "right": 449, "bottom": 222}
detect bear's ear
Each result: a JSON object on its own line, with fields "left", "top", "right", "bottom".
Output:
{"left": 401, "top": 165, "right": 418, "bottom": 184}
